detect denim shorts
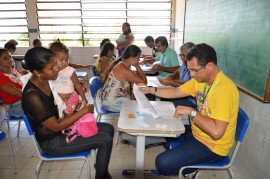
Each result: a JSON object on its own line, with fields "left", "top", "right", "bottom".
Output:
{"left": 5, "top": 100, "right": 24, "bottom": 117}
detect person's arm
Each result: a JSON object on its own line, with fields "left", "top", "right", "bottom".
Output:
{"left": 23, "top": 89, "right": 93, "bottom": 132}
{"left": 173, "top": 105, "right": 228, "bottom": 140}
{"left": 158, "top": 78, "right": 184, "bottom": 87}
{"left": 166, "top": 70, "right": 180, "bottom": 80}
{"left": 151, "top": 65, "right": 180, "bottom": 73}
{"left": 125, "top": 34, "right": 134, "bottom": 46}
{"left": 70, "top": 72, "right": 87, "bottom": 104}
{"left": 0, "top": 84, "right": 22, "bottom": 97}
{"left": 115, "top": 61, "right": 147, "bottom": 84}
{"left": 140, "top": 86, "right": 188, "bottom": 99}
{"left": 43, "top": 104, "right": 94, "bottom": 132}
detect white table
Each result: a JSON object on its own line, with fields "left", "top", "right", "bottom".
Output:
{"left": 131, "top": 63, "right": 158, "bottom": 75}
{"left": 118, "top": 100, "right": 185, "bottom": 179}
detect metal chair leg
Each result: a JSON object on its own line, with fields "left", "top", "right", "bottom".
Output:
{"left": 6, "top": 135, "right": 16, "bottom": 174}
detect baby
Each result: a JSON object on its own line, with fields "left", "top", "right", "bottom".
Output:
{"left": 49, "top": 42, "right": 87, "bottom": 116}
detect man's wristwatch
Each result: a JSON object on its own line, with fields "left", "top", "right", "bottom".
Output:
{"left": 190, "top": 110, "right": 197, "bottom": 120}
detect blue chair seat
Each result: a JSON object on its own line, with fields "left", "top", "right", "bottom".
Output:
{"left": 3, "top": 114, "right": 23, "bottom": 137}
{"left": 41, "top": 150, "right": 91, "bottom": 159}
{"left": 96, "top": 103, "right": 120, "bottom": 115}
{"left": 193, "top": 156, "right": 230, "bottom": 167}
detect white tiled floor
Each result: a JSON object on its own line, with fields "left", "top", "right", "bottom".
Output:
{"left": 0, "top": 86, "right": 241, "bottom": 179}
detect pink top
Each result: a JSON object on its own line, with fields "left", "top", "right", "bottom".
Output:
{"left": 52, "top": 66, "right": 75, "bottom": 93}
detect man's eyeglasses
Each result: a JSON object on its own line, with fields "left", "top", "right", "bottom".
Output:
{"left": 189, "top": 65, "right": 205, "bottom": 73}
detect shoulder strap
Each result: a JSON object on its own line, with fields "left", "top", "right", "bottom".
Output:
{"left": 62, "top": 124, "right": 79, "bottom": 143}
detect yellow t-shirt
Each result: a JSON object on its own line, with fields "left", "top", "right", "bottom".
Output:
{"left": 180, "top": 71, "right": 239, "bottom": 156}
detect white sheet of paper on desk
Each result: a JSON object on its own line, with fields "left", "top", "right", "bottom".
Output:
{"left": 149, "top": 77, "right": 167, "bottom": 87}
{"left": 133, "top": 84, "right": 159, "bottom": 118}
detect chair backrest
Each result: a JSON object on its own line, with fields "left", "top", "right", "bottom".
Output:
{"left": 23, "top": 114, "right": 34, "bottom": 135}
{"left": 0, "top": 131, "right": 6, "bottom": 141}
{"left": 23, "top": 114, "right": 46, "bottom": 158}
{"left": 229, "top": 108, "right": 249, "bottom": 164}
{"left": 92, "top": 65, "right": 97, "bottom": 76}
{"left": 89, "top": 76, "right": 103, "bottom": 98}
{"left": 236, "top": 108, "right": 249, "bottom": 142}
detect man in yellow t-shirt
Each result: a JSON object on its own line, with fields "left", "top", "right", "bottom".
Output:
{"left": 140, "top": 43, "right": 239, "bottom": 177}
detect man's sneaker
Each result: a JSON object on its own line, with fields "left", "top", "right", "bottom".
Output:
{"left": 184, "top": 170, "right": 199, "bottom": 179}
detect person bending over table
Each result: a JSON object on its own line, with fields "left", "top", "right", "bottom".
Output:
{"left": 100, "top": 45, "right": 147, "bottom": 112}
{"left": 141, "top": 35, "right": 159, "bottom": 59}
{"left": 159, "top": 42, "right": 196, "bottom": 109}
{"left": 22, "top": 47, "right": 114, "bottom": 179}
{"left": 140, "top": 43, "right": 239, "bottom": 178}
{"left": 140, "top": 36, "right": 179, "bottom": 77}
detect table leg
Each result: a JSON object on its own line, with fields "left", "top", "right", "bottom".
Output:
{"left": 135, "top": 135, "right": 145, "bottom": 179}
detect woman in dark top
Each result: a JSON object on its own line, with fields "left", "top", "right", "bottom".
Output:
{"left": 21, "top": 47, "right": 114, "bottom": 179}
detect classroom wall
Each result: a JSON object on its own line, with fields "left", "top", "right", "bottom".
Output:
{"left": 234, "top": 92, "right": 270, "bottom": 179}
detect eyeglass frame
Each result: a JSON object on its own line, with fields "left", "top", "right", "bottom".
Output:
{"left": 188, "top": 64, "right": 207, "bottom": 73}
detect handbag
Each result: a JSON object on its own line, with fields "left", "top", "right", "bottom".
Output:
{"left": 62, "top": 113, "right": 98, "bottom": 143}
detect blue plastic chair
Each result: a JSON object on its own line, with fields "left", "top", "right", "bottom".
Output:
{"left": 3, "top": 114, "right": 23, "bottom": 137}
{"left": 92, "top": 65, "right": 97, "bottom": 77}
{"left": 89, "top": 76, "right": 119, "bottom": 122}
{"left": 178, "top": 108, "right": 249, "bottom": 179}
{"left": 0, "top": 131, "right": 16, "bottom": 174}
{"left": 23, "top": 115, "right": 92, "bottom": 179}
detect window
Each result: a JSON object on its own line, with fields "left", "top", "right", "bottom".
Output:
{"left": 37, "top": 0, "right": 172, "bottom": 47}
{"left": 0, "top": 0, "right": 28, "bottom": 47}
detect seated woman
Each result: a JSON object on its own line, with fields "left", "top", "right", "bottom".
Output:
{"left": 95, "top": 42, "right": 116, "bottom": 79}
{"left": 0, "top": 49, "right": 24, "bottom": 117}
{"left": 100, "top": 45, "right": 147, "bottom": 112}
{"left": 21, "top": 47, "right": 114, "bottom": 179}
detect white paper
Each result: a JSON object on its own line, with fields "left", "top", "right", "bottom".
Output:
{"left": 133, "top": 84, "right": 159, "bottom": 118}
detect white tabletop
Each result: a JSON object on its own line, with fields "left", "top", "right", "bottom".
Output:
{"left": 118, "top": 100, "right": 185, "bottom": 136}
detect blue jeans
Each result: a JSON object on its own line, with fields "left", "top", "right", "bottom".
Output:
{"left": 156, "top": 125, "right": 225, "bottom": 176}
{"left": 5, "top": 100, "right": 24, "bottom": 117}
{"left": 41, "top": 122, "right": 114, "bottom": 179}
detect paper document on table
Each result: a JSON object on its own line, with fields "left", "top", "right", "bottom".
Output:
{"left": 149, "top": 77, "right": 167, "bottom": 87}
{"left": 133, "top": 84, "right": 159, "bottom": 118}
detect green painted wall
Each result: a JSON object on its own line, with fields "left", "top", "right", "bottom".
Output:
{"left": 184, "top": 0, "right": 270, "bottom": 99}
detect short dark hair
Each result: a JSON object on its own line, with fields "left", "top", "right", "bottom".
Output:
{"left": 186, "top": 43, "right": 217, "bottom": 66}
{"left": 100, "top": 42, "right": 115, "bottom": 57}
{"left": 180, "top": 42, "right": 195, "bottom": 52}
{"left": 100, "top": 38, "right": 110, "bottom": 49}
{"left": 155, "top": 36, "right": 168, "bottom": 48}
{"left": 144, "top": 36, "right": 154, "bottom": 43}
{"left": 49, "top": 42, "right": 69, "bottom": 55}
{"left": 4, "top": 42, "right": 16, "bottom": 51}
{"left": 23, "top": 47, "right": 54, "bottom": 72}
{"left": 32, "top": 39, "right": 41, "bottom": 46}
